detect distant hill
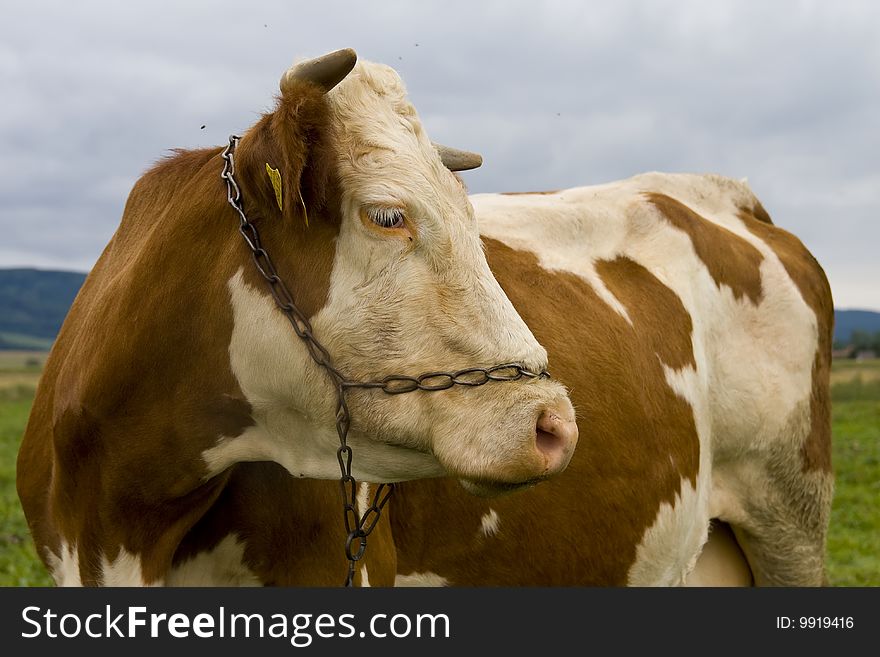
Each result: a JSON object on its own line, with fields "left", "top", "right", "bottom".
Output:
{"left": 834, "top": 309, "right": 880, "bottom": 345}
{"left": 0, "top": 268, "right": 86, "bottom": 350}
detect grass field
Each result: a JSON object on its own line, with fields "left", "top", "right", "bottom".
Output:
{"left": 0, "top": 351, "right": 52, "bottom": 585}
{"left": 0, "top": 352, "right": 877, "bottom": 586}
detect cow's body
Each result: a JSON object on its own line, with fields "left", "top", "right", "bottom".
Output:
{"left": 391, "top": 174, "right": 834, "bottom": 586}
{"left": 17, "top": 51, "right": 832, "bottom": 587}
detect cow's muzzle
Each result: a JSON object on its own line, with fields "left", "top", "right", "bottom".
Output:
{"left": 456, "top": 396, "right": 578, "bottom": 498}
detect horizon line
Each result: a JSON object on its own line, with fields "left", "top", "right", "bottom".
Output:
{"left": 1, "top": 265, "right": 878, "bottom": 314}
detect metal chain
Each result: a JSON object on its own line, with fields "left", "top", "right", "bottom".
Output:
{"left": 220, "top": 134, "right": 548, "bottom": 586}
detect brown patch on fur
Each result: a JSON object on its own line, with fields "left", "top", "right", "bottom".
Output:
{"left": 237, "top": 83, "right": 336, "bottom": 226}
{"left": 391, "top": 240, "right": 700, "bottom": 584}
{"left": 16, "top": 80, "right": 344, "bottom": 584}
{"left": 647, "top": 193, "right": 765, "bottom": 304}
{"left": 596, "top": 257, "right": 696, "bottom": 370}
{"left": 234, "top": 80, "right": 341, "bottom": 318}
{"left": 738, "top": 207, "right": 833, "bottom": 473}
{"left": 173, "top": 466, "right": 397, "bottom": 586}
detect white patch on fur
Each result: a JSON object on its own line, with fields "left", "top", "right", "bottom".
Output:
{"left": 480, "top": 509, "right": 500, "bottom": 537}
{"left": 627, "top": 362, "right": 713, "bottom": 586}
{"left": 472, "top": 190, "right": 633, "bottom": 325}
{"left": 166, "top": 535, "right": 262, "bottom": 587}
{"left": 627, "top": 477, "right": 706, "bottom": 586}
{"left": 101, "top": 547, "right": 159, "bottom": 586}
{"left": 395, "top": 571, "right": 450, "bottom": 587}
{"left": 205, "top": 270, "right": 446, "bottom": 483}
{"left": 46, "top": 541, "right": 159, "bottom": 586}
{"left": 45, "top": 541, "right": 81, "bottom": 587}
{"left": 355, "top": 481, "right": 373, "bottom": 588}
{"left": 663, "top": 361, "right": 713, "bottom": 503}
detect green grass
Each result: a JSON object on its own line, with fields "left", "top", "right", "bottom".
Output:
{"left": 826, "top": 400, "right": 880, "bottom": 586}
{"left": 0, "top": 387, "right": 52, "bottom": 586}
{"left": 827, "top": 357, "right": 880, "bottom": 585}
{"left": 0, "top": 359, "right": 877, "bottom": 586}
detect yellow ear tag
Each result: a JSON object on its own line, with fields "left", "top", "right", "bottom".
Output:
{"left": 265, "top": 163, "right": 283, "bottom": 212}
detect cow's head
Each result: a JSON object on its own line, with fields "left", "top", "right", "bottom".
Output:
{"left": 216, "top": 49, "right": 577, "bottom": 496}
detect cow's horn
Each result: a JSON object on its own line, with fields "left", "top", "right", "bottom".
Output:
{"left": 280, "top": 48, "right": 357, "bottom": 94}
{"left": 434, "top": 143, "right": 483, "bottom": 171}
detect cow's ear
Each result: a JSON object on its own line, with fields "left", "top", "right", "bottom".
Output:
{"left": 234, "top": 82, "right": 331, "bottom": 225}
{"left": 234, "top": 49, "right": 356, "bottom": 225}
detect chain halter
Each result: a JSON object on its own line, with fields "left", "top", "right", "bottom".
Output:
{"left": 220, "top": 134, "right": 549, "bottom": 586}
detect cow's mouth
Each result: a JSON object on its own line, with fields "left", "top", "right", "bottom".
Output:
{"left": 458, "top": 475, "right": 547, "bottom": 498}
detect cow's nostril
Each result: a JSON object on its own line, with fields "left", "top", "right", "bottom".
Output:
{"left": 535, "top": 409, "right": 578, "bottom": 473}
{"left": 536, "top": 428, "right": 559, "bottom": 455}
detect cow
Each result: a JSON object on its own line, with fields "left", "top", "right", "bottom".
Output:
{"left": 16, "top": 48, "right": 579, "bottom": 587}
{"left": 17, "top": 49, "right": 833, "bottom": 588}
{"left": 390, "top": 178, "right": 834, "bottom": 586}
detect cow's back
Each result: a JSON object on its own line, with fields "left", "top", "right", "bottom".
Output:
{"left": 391, "top": 173, "right": 833, "bottom": 586}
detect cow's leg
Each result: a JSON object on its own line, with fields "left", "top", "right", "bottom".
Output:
{"left": 712, "top": 443, "right": 834, "bottom": 586}
{"left": 730, "top": 484, "right": 833, "bottom": 586}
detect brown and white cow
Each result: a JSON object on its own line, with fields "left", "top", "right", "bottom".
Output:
{"left": 16, "top": 49, "right": 578, "bottom": 586}
{"left": 17, "top": 49, "right": 833, "bottom": 588}
{"left": 391, "top": 177, "right": 834, "bottom": 586}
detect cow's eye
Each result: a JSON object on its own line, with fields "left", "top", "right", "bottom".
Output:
{"left": 368, "top": 207, "right": 405, "bottom": 229}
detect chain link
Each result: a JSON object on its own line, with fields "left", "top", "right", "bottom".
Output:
{"left": 220, "top": 135, "right": 549, "bottom": 586}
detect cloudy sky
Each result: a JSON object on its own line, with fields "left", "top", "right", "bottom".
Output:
{"left": 1, "top": 0, "right": 878, "bottom": 309}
